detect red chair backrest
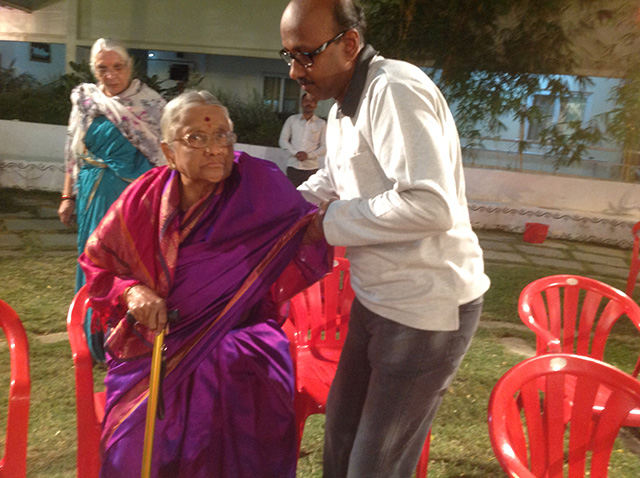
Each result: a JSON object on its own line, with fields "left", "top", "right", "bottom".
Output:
{"left": 518, "top": 274, "right": 640, "bottom": 377}
{"left": 66, "top": 285, "right": 105, "bottom": 478}
{"left": 289, "top": 257, "right": 354, "bottom": 348}
{"left": 284, "top": 259, "right": 431, "bottom": 476}
{"left": 0, "top": 300, "right": 30, "bottom": 478}
{"left": 334, "top": 246, "right": 347, "bottom": 258}
{"left": 488, "top": 354, "right": 640, "bottom": 478}
{"left": 626, "top": 221, "right": 640, "bottom": 297}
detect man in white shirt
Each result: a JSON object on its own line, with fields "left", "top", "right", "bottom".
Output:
{"left": 279, "top": 93, "right": 327, "bottom": 187}
{"left": 280, "top": 1, "right": 490, "bottom": 477}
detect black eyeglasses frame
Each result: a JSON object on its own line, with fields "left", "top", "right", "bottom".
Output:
{"left": 279, "top": 23, "right": 359, "bottom": 68}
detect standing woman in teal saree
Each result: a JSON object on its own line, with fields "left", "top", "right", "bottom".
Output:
{"left": 58, "top": 38, "right": 166, "bottom": 360}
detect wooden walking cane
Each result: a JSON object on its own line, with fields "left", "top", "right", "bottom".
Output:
{"left": 139, "top": 310, "right": 179, "bottom": 478}
{"left": 141, "top": 330, "right": 165, "bottom": 478}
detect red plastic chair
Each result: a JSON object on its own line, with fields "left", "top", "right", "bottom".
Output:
{"left": 488, "top": 354, "right": 640, "bottom": 478}
{"left": 626, "top": 221, "right": 640, "bottom": 298}
{"left": 283, "top": 257, "right": 431, "bottom": 476}
{"left": 283, "top": 257, "right": 354, "bottom": 449}
{"left": 66, "top": 285, "right": 106, "bottom": 478}
{"left": 0, "top": 300, "right": 30, "bottom": 478}
{"left": 518, "top": 274, "right": 640, "bottom": 373}
{"left": 518, "top": 274, "right": 640, "bottom": 426}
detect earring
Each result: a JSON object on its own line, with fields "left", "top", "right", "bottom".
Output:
{"left": 168, "top": 163, "right": 175, "bottom": 170}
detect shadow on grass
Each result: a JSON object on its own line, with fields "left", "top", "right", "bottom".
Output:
{"left": 426, "top": 456, "right": 504, "bottom": 477}
{"left": 0, "top": 188, "right": 60, "bottom": 216}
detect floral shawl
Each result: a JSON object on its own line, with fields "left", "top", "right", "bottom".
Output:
{"left": 64, "top": 79, "right": 166, "bottom": 181}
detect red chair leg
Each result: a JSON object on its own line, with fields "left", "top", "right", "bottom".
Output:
{"left": 415, "top": 429, "right": 431, "bottom": 478}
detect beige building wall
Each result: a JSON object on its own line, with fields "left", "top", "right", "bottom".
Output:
{"left": 0, "top": 0, "right": 297, "bottom": 104}
{"left": 0, "top": 0, "right": 289, "bottom": 58}
{"left": 76, "top": 0, "right": 289, "bottom": 57}
{"left": 0, "top": 1, "right": 69, "bottom": 43}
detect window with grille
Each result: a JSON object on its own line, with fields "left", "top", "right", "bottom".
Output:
{"left": 527, "top": 93, "right": 589, "bottom": 141}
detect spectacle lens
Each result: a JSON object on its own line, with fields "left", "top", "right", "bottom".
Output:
{"left": 179, "top": 131, "right": 237, "bottom": 149}
{"left": 279, "top": 49, "right": 312, "bottom": 68}
{"left": 96, "top": 64, "right": 126, "bottom": 75}
{"left": 279, "top": 23, "right": 358, "bottom": 68}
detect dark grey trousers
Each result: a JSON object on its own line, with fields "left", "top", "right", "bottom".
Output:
{"left": 323, "top": 296, "right": 483, "bottom": 478}
{"left": 286, "top": 167, "right": 317, "bottom": 188}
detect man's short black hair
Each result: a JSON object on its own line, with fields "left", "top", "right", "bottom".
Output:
{"left": 333, "top": 0, "right": 366, "bottom": 44}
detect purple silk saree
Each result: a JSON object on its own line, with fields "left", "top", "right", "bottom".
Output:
{"left": 79, "top": 152, "right": 331, "bottom": 478}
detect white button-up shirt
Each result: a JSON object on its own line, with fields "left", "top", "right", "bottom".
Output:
{"left": 299, "top": 47, "right": 490, "bottom": 331}
{"left": 279, "top": 113, "right": 327, "bottom": 171}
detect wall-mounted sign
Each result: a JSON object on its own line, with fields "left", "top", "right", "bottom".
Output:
{"left": 30, "top": 42, "right": 51, "bottom": 63}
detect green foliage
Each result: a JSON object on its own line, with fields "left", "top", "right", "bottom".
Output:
{"left": 0, "top": 60, "right": 38, "bottom": 92}
{"left": 215, "top": 90, "right": 285, "bottom": 147}
{"left": 605, "top": 65, "right": 640, "bottom": 181}
{"left": 0, "top": 60, "right": 93, "bottom": 125}
{"left": 538, "top": 120, "right": 603, "bottom": 169}
{"left": 361, "top": 0, "right": 578, "bottom": 81}
{"left": 138, "top": 72, "right": 204, "bottom": 100}
{"left": 0, "top": 61, "right": 282, "bottom": 146}
{"left": 361, "top": 0, "right": 638, "bottom": 173}
{"left": 606, "top": 64, "right": 640, "bottom": 150}
{"left": 137, "top": 68, "right": 284, "bottom": 144}
{"left": 60, "top": 60, "right": 94, "bottom": 87}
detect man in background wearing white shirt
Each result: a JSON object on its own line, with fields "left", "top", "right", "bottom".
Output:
{"left": 279, "top": 93, "right": 327, "bottom": 187}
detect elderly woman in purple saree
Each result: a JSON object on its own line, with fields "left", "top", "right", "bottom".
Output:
{"left": 79, "top": 91, "right": 331, "bottom": 477}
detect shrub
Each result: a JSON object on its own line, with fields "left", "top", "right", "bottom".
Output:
{"left": 0, "top": 63, "right": 284, "bottom": 147}
{"left": 215, "top": 90, "right": 284, "bottom": 147}
{"left": 0, "top": 61, "right": 93, "bottom": 125}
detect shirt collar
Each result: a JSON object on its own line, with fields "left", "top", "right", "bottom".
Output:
{"left": 340, "top": 44, "right": 379, "bottom": 118}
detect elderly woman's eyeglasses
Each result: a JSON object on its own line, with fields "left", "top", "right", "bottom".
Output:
{"left": 96, "top": 63, "right": 127, "bottom": 76}
{"left": 174, "top": 131, "right": 237, "bottom": 149}
{"left": 279, "top": 23, "right": 359, "bottom": 68}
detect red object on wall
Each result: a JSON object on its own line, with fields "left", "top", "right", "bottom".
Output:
{"left": 523, "top": 222, "right": 549, "bottom": 244}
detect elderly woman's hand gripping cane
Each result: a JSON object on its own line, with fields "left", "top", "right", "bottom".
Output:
{"left": 123, "top": 285, "right": 179, "bottom": 478}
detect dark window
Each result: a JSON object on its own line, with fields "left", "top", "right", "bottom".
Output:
{"left": 169, "top": 64, "right": 189, "bottom": 82}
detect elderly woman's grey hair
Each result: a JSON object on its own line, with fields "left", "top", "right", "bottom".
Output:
{"left": 90, "top": 38, "right": 133, "bottom": 76}
{"left": 161, "top": 90, "right": 234, "bottom": 143}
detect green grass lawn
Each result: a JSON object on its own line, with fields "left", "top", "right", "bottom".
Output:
{"left": 1, "top": 250, "right": 639, "bottom": 476}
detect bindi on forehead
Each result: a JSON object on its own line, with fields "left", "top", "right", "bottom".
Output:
{"left": 204, "top": 117, "right": 210, "bottom": 122}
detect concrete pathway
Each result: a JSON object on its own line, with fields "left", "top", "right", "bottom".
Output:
{"left": 478, "top": 229, "right": 634, "bottom": 359}
{"left": 0, "top": 196, "right": 76, "bottom": 258}
{"left": 1, "top": 195, "right": 633, "bottom": 274}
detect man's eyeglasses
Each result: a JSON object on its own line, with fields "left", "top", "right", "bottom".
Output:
{"left": 279, "top": 23, "right": 359, "bottom": 68}
{"left": 173, "top": 131, "right": 237, "bottom": 149}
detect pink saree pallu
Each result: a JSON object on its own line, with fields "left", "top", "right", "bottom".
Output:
{"left": 80, "top": 152, "right": 332, "bottom": 478}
